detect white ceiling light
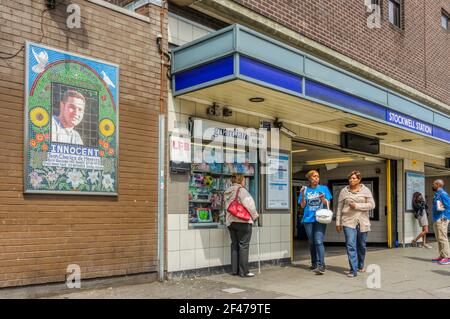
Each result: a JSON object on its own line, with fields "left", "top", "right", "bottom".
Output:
{"left": 363, "top": 156, "right": 383, "bottom": 162}
{"left": 306, "top": 157, "right": 354, "bottom": 165}
{"left": 291, "top": 149, "right": 308, "bottom": 154}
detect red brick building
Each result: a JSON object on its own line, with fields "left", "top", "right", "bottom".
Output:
{"left": 230, "top": 0, "right": 450, "bottom": 108}
{"left": 0, "top": 0, "right": 167, "bottom": 288}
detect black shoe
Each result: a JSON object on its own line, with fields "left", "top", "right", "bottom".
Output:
{"left": 310, "top": 265, "right": 318, "bottom": 272}
{"left": 315, "top": 266, "right": 326, "bottom": 275}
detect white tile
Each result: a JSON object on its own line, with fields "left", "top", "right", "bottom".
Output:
{"left": 168, "top": 230, "right": 180, "bottom": 252}
{"left": 281, "top": 242, "right": 291, "bottom": 259}
{"left": 249, "top": 244, "right": 258, "bottom": 262}
{"left": 270, "top": 243, "right": 282, "bottom": 259}
{"left": 271, "top": 214, "right": 281, "bottom": 226}
{"left": 176, "top": 114, "right": 190, "bottom": 135}
{"left": 250, "top": 230, "right": 257, "bottom": 245}
{"left": 260, "top": 243, "right": 271, "bottom": 261}
{"left": 179, "top": 249, "right": 195, "bottom": 271}
{"left": 167, "top": 214, "right": 180, "bottom": 231}
{"left": 210, "top": 229, "right": 225, "bottom": 248}
{"left": 172, "top": 95, "right": 181, "bottom": 113}
{"left": 281, "top": 214, "right": 291, "bottom": 226}
{"left": 167, "top": 96, "right": 176, "bottom": 114}
{"left": 263, "top": 214, "right": 271, "bottom": 227}
{"left": 223, "top": 247, "right": 231, "bottom": 265}
{"left": 195, "top": 248, "right": 210, "bottom": 269}
{"left": 281, "top": 226, "right": 291, "bottom": 243}
{"left": 168, "top": 251, "right": 180, "bottom": 272}
{"left": 167, "top": 111, "right": 178, "bottom": 133}
{"left": 270, "top": 226, "right": 281, "bottom": 243}
{"left": 179, "top": 215, "right": 188, "bottom": 230}
{"left": 179, "top": 230, "right": 196, "bottom": 250}
{"left": 223, "top": 229, "right": 232, "bottom": 246}
{"left": 260, "top": 228, "right": 271, "bottom": 244}
{"left": 209, "top": 247, "right": 224, "bottom": 267}
{"left": 195, "top": 229, "right": 210, "bottom": 249}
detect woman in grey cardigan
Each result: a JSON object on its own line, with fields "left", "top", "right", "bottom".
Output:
{"left": 336, "top": 170, "right": 376, "bottom": 278}
{"left": 224, "top": 174, "right": 259, "bottom": 277}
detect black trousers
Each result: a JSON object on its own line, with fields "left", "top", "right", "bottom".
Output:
{"left": 228, "top": 222, "right": 253, "bottom": 276}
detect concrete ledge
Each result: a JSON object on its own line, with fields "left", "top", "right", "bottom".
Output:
{"left": 87, "top": 0, "right": 152, "bottom": 22}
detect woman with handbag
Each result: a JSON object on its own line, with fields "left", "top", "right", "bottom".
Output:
{"left": 224, "top": 174, "right": 259, "bottom": 277}
{"left": 299, "top": 170, "right": 332, "bottom": 275}
{"left": 336, "top": 171, "right": 375, "bottom": 278}
{"left": 411, "top": 192, "right": 432, "bottom": 248}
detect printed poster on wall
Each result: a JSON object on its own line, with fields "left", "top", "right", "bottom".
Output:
{"left": 266, "top": 152, "right": 290, "bottom": 210}
{"left": 405, "top": 171, "right": 425, "bottom": 211}
{"left": 25, "top": 42, "right": 119, "bottom": 195}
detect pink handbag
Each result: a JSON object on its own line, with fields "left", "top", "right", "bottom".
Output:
{"left": 227, "top": 187, "right": 251, "bottom": 221}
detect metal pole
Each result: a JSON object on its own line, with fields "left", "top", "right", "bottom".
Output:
{"left": 256, "top": 221, "right": 261, "bottom": 274}
{"left": 386, "top": 160, "right": 393, "bottom": 248}
{"left": 158, "top": 114, "right": 165, "bottom": 281}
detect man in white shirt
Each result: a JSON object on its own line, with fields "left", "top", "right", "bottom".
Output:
{"left": 52, "top": 90, "right": 85, "bottom": 145}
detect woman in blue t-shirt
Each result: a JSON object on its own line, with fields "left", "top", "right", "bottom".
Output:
{"left": 298, "top": 170, "right": 332, "bottom": 275}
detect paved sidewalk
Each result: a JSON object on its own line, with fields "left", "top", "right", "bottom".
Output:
{"left": 1, "top": 243, "right": 449, "bottom": 299}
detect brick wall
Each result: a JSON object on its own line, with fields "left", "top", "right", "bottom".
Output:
{"left": 232, "top": 0, "right": 450, "bottom": 107}
{"left": 0, "top": 0, "right": 166, "bottom": 288}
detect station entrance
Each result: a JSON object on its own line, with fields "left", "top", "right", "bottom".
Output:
{"left": 291, "top": 141, "right": 390, "bottom": 261}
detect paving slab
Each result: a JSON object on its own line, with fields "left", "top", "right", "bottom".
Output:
{"left": 1, "top": 241, "right": 449, "bottom": 299}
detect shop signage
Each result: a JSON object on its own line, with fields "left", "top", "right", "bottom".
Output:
{"left": 192, "top": 118, "right": 266, "bottom": 147}
{"left": 266, "top": 152, "right": 290, "bottom": 210}
{"left": 170, "top": 135, "right": 191, "bottom": 163}
{"left": 386, "top": 110, "right": 433, "bottom": 136}
{"left": 25, "top": 42, "right": 119, "bottom": 195}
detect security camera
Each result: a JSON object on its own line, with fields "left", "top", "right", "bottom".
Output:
{"left": 223, "top": 107, "right": 232, "bottom": 117}
{"left": 206, "top": 103, "right": 220, "bottom": 116}
{"left": 273, "top": 118, "right": 296, "bottom": 138}
{"left": 156, "top": 33, "right": 163, "bottom": 41}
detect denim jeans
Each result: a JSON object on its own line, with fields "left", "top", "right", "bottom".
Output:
{"left": 303, "top": 222, "right": 327, "bottom": 267}
{"left": 343, "top": 225, "right": 368, "bottom": 275}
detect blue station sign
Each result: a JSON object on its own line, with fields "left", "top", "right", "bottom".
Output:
{"left": 386, "top": 110, "right": 433, "bottom": 136}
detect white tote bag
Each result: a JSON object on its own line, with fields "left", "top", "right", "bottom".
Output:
{"left": 315, "top": 201, "right": 334, "bottom": 224}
